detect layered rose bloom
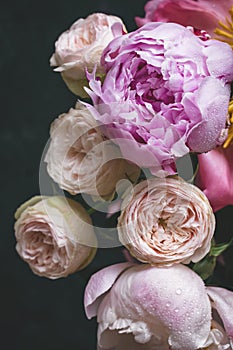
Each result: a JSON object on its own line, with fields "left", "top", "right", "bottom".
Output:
{"left": 135, "top": 0, "right": 232, "bottom": 37}
{"left": 118, "top": 177, "right": 215, "bottom": 266}
{"left": 84, "top": 263, "right": 233, "bottom": 350}
{"left": 87, "top": 22, "right": 233, "bottom": 175}
{"left": 196, "top": 145, "right": 233, "bottom": 212}
{"left": 14, "top": 196, "right": 97, "bottom": 279}
{"left": 45, "top": 103, "right": 140, "bottom": 200}
{"left": 50, "top": 13, "right": 126, "bottom": 97}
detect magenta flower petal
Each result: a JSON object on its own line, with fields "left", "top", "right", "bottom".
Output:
{"left": 196, "top": 145, "right": 233, "bottom": 212}
{"left": 135, "top": 0, "right": 233, "bottom": 37}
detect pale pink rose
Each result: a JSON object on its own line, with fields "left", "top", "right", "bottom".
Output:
{"left": 14, "top": 196, "right": 97, "bottom": 279}
{"left": 84, "top": 263, "right": 233, "bottom": 349}
{"left": 135, "top": 0, "right": 232, "bottom": 37}
{"left": 45, "top": 103, "right": 140, "bottom": 200}
{"left": 196, "top": 145, "right": 233, "bottom": 212}
{"left": 118, "top": 177, "right": 215, "bottom": 266}
{"left": 50, "top": 13, "right": 126, "bottom": 97}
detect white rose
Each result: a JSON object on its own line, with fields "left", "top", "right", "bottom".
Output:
{"left": 45, "top": 103, "right": 140, "bottom": 200}
{"left": 50, "top": 13, "right": 126, "bottom": 97}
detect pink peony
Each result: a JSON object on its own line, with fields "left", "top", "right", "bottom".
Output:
{"left": 196, "top": 145, "right": 233, "bottom": 212}
{"left": 50, "top": 13, "right": 126, "bottom": 97}
{"left": 118, "top": 177, "right": 215, "bottom": 266}
{"left": 135, "top": 0, "right": 232, "bottom": 37}
{"left": 14, "top": 196, "right": 97, "bottom": 279}
{"left": 84, "top": 263, "right": 233, "bottom": 350}
{"left": 87, "top": 22, "right": 233, "bottom": 175}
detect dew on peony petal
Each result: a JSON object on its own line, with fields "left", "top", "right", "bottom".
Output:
{"left": 176, "top": 288, "right": 182, "bottom": 295}
{"left": 166, "top": 302, "right": 171, "bottom": 307}
{"left": 174, "top": 308, "right": 179, "bottom": 313}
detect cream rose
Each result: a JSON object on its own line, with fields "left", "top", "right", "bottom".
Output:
{"left": 118, "top": 177, "right": 215, "bottom": 266}
{"left": 50, "top": 13, "right": 126, "bottom": 97}
{"left": 14, "top": 196, "right": 97, "bottom": 279}
{"left": 44, "top": 103, "right": 140, "bottom": 200}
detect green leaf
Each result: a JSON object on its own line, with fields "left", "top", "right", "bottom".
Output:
{"left": 192, "top": 255, "right": 216, "bottom": 280}
{"left": 210, "top": 237, "right": 233, "bottom": 257}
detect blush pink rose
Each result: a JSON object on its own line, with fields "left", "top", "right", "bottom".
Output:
{"left": 196, "top": 145, "right": 233, "bottom": 212}
{"left": 118, "top": 177, "right": 215, "bottom": 266}
{"left": 135, "top": 0, "right": 232, "bottom": 37}
{"left": 50, "top": 13, "right": 126, "bottom": 97}
{"left": 44, "top": 103, "right": 140, "bottom": 200}
{"left": 84, "top": 263, "right": 233, "bottom": 349}
{"left": 14, "top": 196, "right": 97, "bottom": 279}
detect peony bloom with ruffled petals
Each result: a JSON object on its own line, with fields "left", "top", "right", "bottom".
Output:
{"left": 196, "top": 145, "right": 233, "bottom": 212}
{"left": 14, "top": 196, "right": 97, "bottom": 279}
{"left": 87, "top": 22, "right": 233, "bottom": 175}
{"left": 118, "top": 177, "right": 215, "bottom": 266}
{"left": 50, "top": 13, "right": 126, "bottom": 97}
{"left": 84, "top": 262, "right": 233, "bottom": 350}
{"left": 44, "top": 103, "right": 140, "bottom": 200}
{"left": 135, "top": 0, "right": 232, "bottom": 37}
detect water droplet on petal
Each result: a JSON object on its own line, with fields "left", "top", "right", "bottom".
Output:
{"left": 176, "top": 288, "right": 182, "bottom": 295}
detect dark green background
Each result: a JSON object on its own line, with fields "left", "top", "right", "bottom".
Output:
{"left": 1, "top": 1, "right": 233, "bottom": 349}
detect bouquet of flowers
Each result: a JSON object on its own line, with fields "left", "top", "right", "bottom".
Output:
{"left": 14, "top": 1, "right": 233, "bottom": 349}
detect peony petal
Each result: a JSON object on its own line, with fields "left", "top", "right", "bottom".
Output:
{"left": 96, "top": 264, "right": 212, "bottom": 350}
{"left": 187, "top": 77, "right": 230, "bottom": 153}
{"left": 84, "top": 262, "right": 134, "bottom": 319}
{"left": 207, "top": 287, "right": 233, "bottom": 341}
{"left": 204, "top": 41, "right": 233, "bottom": 83}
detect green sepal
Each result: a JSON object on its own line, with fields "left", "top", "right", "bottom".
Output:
{"left": 192, "top": 255, "right": 216, "bottom": 281}
{"left": 210, "top": 237, "right": 233, "bottom": 257}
